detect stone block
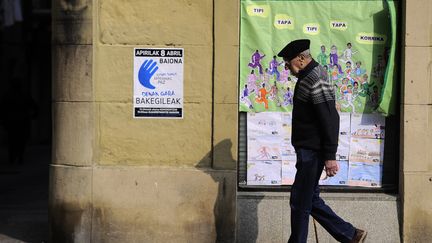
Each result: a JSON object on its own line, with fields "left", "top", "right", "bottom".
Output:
{"left": 94, "top": 45, "right": 212, "bottom": 103}
{"left": 92, "top": 167, "right": 236, "bottom": 242}
{"left": 98, "top": 0, "right": 212, "bottom": 45}
{"left": 52, "top": 19, "right": 92, "bottom": 45}
{"left": 49, "top": 165, "right": 92, "bottom": 243}
{"left": 214, "top": 44, "right": 239, "bottom": 104}
{"left": 317, "top": 194, "right": 400, "bottom": 243}
{"left": 52, "top": 45, "right": 93, "bottom": 102}
{"left": 403, "top": 172, "right": 432, "bottom": 242}
{"left": 237, "top": 192, "right": 400, "bottom": 243}
{"left": 52, "top": 102, "right": 94, "bottom": 166}
{"left": 404, "top": 0, "right": 432, "bottom": 47}
{"left": 403, "top": 46, "right": 432, "bottom": 105}
{"left": 52, "top": 0, "right": 92, "bottom": 44}
{"left": 213, "top": 104, "right": 238, "bottom": 170}
{"left": 52, "top": 0, "right": 92, "bottom": 21}
{"left": 97, "top": 102, "right": 212, "bottom": 166}
{"left": 215, "top": 0, "right": 239, "bottom": 46}
{"left": 401, "top": 104, "right": 432, "bottom": 172}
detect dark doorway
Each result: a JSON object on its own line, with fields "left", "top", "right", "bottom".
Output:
{"left": 0, "top": 1, "right": 51, "bottom": 242}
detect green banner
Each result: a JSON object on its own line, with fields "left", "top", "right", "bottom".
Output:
{"left": 239, "top": 0, "right": 398, "bottom": 115}
{"left": 377, "top": 0, "right": 398, "bottom": 116}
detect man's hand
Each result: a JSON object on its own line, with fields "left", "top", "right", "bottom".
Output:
{"left": 324, "top": 160, "right": 339, "bottom": 177}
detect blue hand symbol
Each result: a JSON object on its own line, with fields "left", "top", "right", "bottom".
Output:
{"left": 138, "top": 59, "right": 159, "bottom": 89}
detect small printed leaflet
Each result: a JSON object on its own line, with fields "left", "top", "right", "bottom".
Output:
{"left": 133, "top": 48, "right": 184, "bottom": 118}
{"left": 348, "top": 162, "right": 382, "bottom": 187}
{"left": 351, "top": 113, "right": 385, "bottom": 139}
{"left": 319, "top": 161, "right": 349, "bottom": 186}
{"left": 247, "top": 160, "right": 282, "bottom": 185}
{"left": 248, "top": 136, "right": 282, "bottom": 161}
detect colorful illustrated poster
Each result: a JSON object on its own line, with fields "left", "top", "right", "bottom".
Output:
{"left": 248, "top": 136, "right": 282, "bottom": 161}
{"left": 349, "top": 138, "right": 384, "bottom": 163}
{"left": 247, "top": 160, "right": 282, "bottom": 185}
{"left": 247, "top": 112, "right": 284, "bottom": 137}
{"left": 351, "top": 113, "right": 385, "bottom": 139}
{"left": 245, "top": 107, "right": 387, "bottom": 187}
{"left": 247, "top": 112, "right": 296, "bottom": 185}
{"left": 348, "top": 162, "right": 382, "bottom": 187}
{"left": 133, "top": 48, "right": 184, "bottom": 118}
{"left": 240, "top": 0, "right": 397, "bottom": 113}
{"left": 320, "top": 161, "right": 349, "bottom": 186}
{"left": 349, "top": 136, "right": 383, "bottom": 187}
{"left": 247, "top": 112, "right": 296, "bottom": 160}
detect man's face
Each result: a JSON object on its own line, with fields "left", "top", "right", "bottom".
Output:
{"left": 284, "top": 56, "right": 301, "bottom": 76}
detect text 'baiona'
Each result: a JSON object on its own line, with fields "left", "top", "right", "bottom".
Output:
{"left": 159, "top": 58, "right": 183, "bottom": 64}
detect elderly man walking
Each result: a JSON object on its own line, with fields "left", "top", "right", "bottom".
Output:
{"left": 278, "top": 39, "right": 367, "bottom": 243}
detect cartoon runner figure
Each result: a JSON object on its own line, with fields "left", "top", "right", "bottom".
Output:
{"left": 279, "top": 64, "right": 291, "bottom": 84}
{"left": 247, "top": 70, "right": 258, "bottom": 93}
{"left": 268, "top": 56, "right": 284, "bottom": 81}
{"left": 340, "top": 78, "right": 350, "bottom": 99}
{"left": 340, "top": 42, "right": 358, "bottom": 64}
{"left": 270, "top": 83, "right": 282, "bottom": 106}
{"left": 354, "top": 61, "right": 366, "bottom": 77}
{"left": 248, "top": 50, "right": 266, "bottom": 74}
{"left": 241, "top": 84, "right": 254, "bottom": 109}
{"left": 255, "top": 83, "right": 270, "bottom": 109}
{"left": 254, "top": 174, "right": 265, "bottom": 181}
{"left": 345, "top": 84, "right": 355, "bottom": 111}
{"left": 256, "top": 146, "right": 272, "bottom": 160}
{"left": 317, "top": 45, "right": 328, "bottom": 67}
{"left": 269, "top": 82, "right": 278, "bottom": 100}
{"left": 352, "top": 81, "right": 359, "bottom": 96}
{"left": 344, "top": 61, "right": 352, "bottom": 80}
{"left": 283, "top": 87, "right": 293, "bottom": 106}
{"left": 358, "top": 74, "right": 370, "bottom": 97}
{"left": 262, "top": 68, "right": 271, "bottom": 87}
{"left": 329, "top": 45, "right": 342, "bottom": 74}
{"left": 331, "top": 64, "right": 340, "bottom": 82}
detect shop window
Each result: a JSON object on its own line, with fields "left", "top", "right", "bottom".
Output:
{"left": 237, "top": 0, "right": 400, "bottom": 192}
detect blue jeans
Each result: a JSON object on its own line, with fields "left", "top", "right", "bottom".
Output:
{"left": 288, "top": 148, "right": 356, "bottom": 243}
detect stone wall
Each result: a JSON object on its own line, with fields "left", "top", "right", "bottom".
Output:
{"left": 50, "top": 0, "right": 432, "bottom": 242}
{"left": 401, "top": 0, "right": 432, "bottom": 241}
{"left": 50, "top": 0, "right": 238, "bottom": 242}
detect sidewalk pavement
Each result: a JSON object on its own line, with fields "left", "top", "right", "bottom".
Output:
{"left": 0, "top": 145, "right": 49, "bottom": 243}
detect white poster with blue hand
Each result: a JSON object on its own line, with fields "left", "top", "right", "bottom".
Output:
{"left": 133, "top": 48, "right": 184, "bottom": 118}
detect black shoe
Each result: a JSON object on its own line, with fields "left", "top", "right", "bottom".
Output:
{"left": 350, "top": 228, "right": 367, "bottom": 243}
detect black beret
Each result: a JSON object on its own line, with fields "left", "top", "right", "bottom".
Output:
{"left": 277, "top": 39, "right": 310, "bottom": 61}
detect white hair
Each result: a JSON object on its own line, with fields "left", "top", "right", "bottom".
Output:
{"left": 300, "top": 49, "right": 311, "bottom": 58}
